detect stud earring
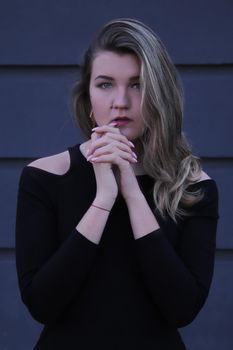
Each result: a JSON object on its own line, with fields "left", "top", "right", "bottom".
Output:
{"left": 89, "top": 110, "right": 94, "bottom": 119}
{"left": 89, "top": 110, "right": 96, "bottom": 128}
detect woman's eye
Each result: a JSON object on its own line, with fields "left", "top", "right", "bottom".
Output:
{"left": 97, "top": 82, "right": 112, "bottom": 89}
{"left": 131, "top": 82, "right": 140, "bottom": 89}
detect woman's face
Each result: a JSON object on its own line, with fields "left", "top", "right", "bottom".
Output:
{"left": 89, "top": 51, "right": 144, "bottom": 141}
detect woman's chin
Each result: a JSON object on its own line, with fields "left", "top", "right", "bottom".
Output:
{"left": 118, "top": 128, "right": 140, "bottom": 141}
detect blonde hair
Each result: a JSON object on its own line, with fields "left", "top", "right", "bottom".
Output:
{"left": 72, "top": 18, "right": 202, "bottom": 221}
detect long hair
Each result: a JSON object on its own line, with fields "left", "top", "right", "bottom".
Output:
{"left": 72, "top": 18, "right": 202, "bottom": 221}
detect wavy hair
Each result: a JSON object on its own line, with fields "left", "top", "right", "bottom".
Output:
{"left": 72, "top": 18, "right": 202, "bottom": 221}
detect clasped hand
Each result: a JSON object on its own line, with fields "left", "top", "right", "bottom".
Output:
{"left": 86, "top": 124, "right": 142, "bottom": 205}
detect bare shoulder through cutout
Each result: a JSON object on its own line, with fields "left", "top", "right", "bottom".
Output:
{"left": 196, "top": 170, "right": 211, "bottom": 183}
{"left": 27, "top": 151, "right": 70, "bottom": 175}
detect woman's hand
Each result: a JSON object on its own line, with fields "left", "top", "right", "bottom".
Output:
{"left": 86, "top": 130, "right": 118, "bottom": 210}
{"left": 87, "top": 125, "right": 143, "bottom": 203}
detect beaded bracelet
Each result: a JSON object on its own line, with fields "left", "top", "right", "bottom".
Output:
{"left": 91, "top": 204, "right": 110, "bottom": 212}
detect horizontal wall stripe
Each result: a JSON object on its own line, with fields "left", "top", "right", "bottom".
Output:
{"left": 216, "top": 250, "right": 233, "bottom": 261}
{"left": 0, "top": 252, "right": 15, "bottom": 260}
{"left": 0, "top": 63, "right": 233, "bottom": 69}
{"left": 0, "top": 0, "right": 232, "bottom": 65}
{"left": 0, "top": 66, "right": 232, "bottom": 157}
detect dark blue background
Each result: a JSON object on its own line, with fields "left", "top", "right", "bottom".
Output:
{"left": 0, "top": 0, "right": 232, "bottom": 349}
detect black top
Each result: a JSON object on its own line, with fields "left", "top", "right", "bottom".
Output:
{"left": 15, "top": 144, "right": 219, "bottom": 350}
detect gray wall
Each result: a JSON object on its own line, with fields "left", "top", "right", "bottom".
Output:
{"left": 0, "top": 0, "right": 232, "bottom": 349}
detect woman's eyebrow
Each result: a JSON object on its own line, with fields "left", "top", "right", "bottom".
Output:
{"left": 129, "top": 76, "right": 140, "bottom": 81}
{"left": 95, "top": 75, "right": 113, "bottom": 81}
{"left": 95, "top": 75, "right": 140, "bottom": 81}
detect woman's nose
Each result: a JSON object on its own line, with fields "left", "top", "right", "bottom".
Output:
{"left": 111, "top": 88, "right": 129, "bottom": 109}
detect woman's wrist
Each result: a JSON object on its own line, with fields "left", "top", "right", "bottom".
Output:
{"left": 125, "top": 193, "right": 160, "bottom": 239}
{"left": 94, "top": 194, "right": 116, "bottom": 211}
{"left": 124, "top": 191, "right": 145, "bottom": 206}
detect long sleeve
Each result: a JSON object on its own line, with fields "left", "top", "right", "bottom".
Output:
{"left": 15, "top": 167, "right": 98, "bottom": 324}
{"left": 134, "top": 180, "right": 219, "bottom": 328}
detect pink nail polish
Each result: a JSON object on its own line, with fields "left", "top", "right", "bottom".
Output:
{"left": 129, "top": 141, "right": 135, "bottom": 148}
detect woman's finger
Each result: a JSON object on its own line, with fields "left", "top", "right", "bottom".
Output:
{"left": 87, "top": 141, "right": 137, "bottom": 160}
{"left": 90, "top": 137, "right": 134, "bottom": 155}
{"left": 92, "top": 124, "right": 119, "bottom": 134}
{"left": 88, "top": 132, "right": 134, "bottom": 156}
{"left": 88, "top": 150, "right": 137, "bottom": 165}
{"left": 92, "top": 125, "right": 134, "bottom": 146}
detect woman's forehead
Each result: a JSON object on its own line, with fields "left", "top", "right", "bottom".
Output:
{"left": 91, "top": 51, "right": 140, "bottom": 79}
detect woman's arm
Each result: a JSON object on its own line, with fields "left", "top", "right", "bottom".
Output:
{"left": 88, "top": 125, "right": 219, "bottom": 328}
{"left": 77, "top": 129, "right": 135, "bottom": 244}
{"left": 129, "top": 180, "right": 219, "bottom": 327}
{"left": 16, "top": 130, "right": 136, "bottom": 325}
{"left": 16, "top": 167, "right": 100, "bottom": 324}
{"left": 16, "top": 162, "right": 118, "bottom": 324}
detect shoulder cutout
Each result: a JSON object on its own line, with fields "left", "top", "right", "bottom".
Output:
{"left": 27, "top": 151, "right": 70, "bottom": 175}
{"left": 196, "top": 170, "right": 211, "bottom": 183}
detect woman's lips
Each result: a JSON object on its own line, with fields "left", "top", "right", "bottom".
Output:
{"left": 112, "top": 117, "right": 132, "bottom": 127}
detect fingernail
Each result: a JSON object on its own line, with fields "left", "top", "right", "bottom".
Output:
{"left": 109, "top": 122, "right": 118, "bottom": 127}
{"left": 132, "top": 152, "right": 137, "bottom": 159}
{"left": 132, "top": 158, "right": 138, "bottom": 163}
{"left": 129, "top": 141, "right": 135, "bottom": 148}
{"left": 92, "top": 127, "right": 98, "bottom": 131}
{"left": 87, "top": 155, "right": 93, "bottom": 161}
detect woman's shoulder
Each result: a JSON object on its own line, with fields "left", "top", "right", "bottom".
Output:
{"left": 27, "top": 150, "right": 70, "bottom": 176}
{"left": 18, "top": 144, "right": 90, "bottom": 201}
{"left": 26, "top": 142, "right": 89, "bottom": 176}
{"left": 18, "top": 150, "right": 72, "bottom": 197}
{"left": 187, "top": 171, "right": 219, "bottom": 218}
{"left": 197, "top": 171, "right": 211, "bottom": 182}
{"left": 188, "top": 170, "right": 217, "bottom": 196}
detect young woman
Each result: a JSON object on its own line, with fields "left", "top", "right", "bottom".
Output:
{"left": 16, "top": 18, "right": 219, "bottom": 349}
